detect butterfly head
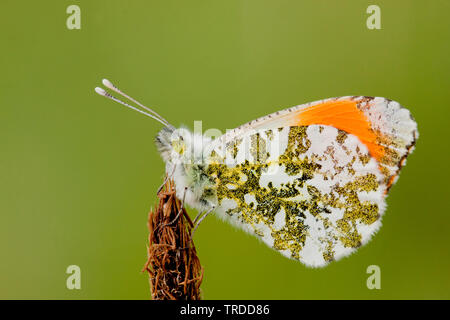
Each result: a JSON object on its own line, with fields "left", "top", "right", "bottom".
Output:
{"left": 155, "top": 126, "right": 188, "bottom": 163}
{"left": 155, "top": 126, "right": 213, "bottom": 165}
{"left": 155, "top": 125, "right": 217, "bottom": 210}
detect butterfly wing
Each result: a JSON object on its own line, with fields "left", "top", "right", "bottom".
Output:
{"left": 213, "top": 96, "right": 418, "bottom": 190}
{"left": 205, "top": 96, "right": 417, "bottom": 267}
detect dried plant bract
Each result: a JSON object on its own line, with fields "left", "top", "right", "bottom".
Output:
{"left": 143, "top": 179, "right": 203, "bottom": 300}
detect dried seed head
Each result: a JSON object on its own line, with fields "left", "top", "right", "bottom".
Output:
{"left": 143, "top": 179, "right": 203, "bottom": 300}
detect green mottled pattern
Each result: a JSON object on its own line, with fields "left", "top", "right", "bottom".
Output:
{"left": 205, "top": 126, "right": 382, "bottom": 263}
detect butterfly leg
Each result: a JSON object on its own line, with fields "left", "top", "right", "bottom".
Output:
{"left": 162, "top": 186, "right": 188, "bottom": 228}
{"left": 192, "top": 211, "right": 204, "bottom": 225}
{"left": 157, "top": 164, "right": 177, "bottom": 194}
{"left": 191, "top": 205, "right": 216, "bottom": 237}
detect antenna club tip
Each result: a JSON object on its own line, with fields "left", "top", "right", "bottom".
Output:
{"left": 95, "top": 87, "right": 107, "bottom": 96}
{"left": 102, "top": 78, "right": 115, "bottom": 89}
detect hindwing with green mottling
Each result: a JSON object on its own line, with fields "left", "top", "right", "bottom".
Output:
{"left": 205, "top": 125, "right": 386, "bottom": 267}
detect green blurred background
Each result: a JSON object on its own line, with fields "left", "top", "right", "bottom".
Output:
{"left": 1, "top": 0, "right": 449, "bottom": 299}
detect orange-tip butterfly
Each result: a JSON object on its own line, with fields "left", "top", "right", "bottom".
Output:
{"left": 96, "top": 79, "right": 418, "bottom": 267}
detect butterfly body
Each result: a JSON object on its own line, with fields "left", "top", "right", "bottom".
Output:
{"left": 155, "top": 96, "right": 417, "bottom": 267}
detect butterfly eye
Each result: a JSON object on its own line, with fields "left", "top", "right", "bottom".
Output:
{"left": 171, "top": 139, "right": 185, "bottom": 155}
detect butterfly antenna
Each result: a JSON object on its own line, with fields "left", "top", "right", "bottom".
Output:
{"left": 101, "top": 79, "right": 171, "bottom": 127}
{"left": 95, "top": 87, "right": 170, "bottom": 127}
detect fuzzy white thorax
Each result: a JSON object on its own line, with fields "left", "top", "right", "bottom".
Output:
{"left": 155, "top": 126, "right": 216, "bottom": 212}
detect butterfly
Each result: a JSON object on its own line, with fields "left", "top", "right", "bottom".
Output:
{"left": 96, "top": 79, "right": 418, "bottom": 267}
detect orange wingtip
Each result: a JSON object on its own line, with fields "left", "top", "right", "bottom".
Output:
{"left": 293, "top": 99, "right": 385, "bottom": 161}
